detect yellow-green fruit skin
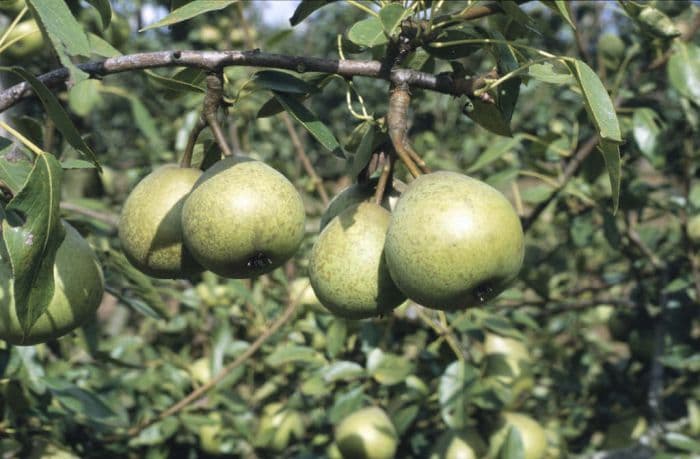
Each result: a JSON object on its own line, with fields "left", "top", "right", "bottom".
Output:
{"left": 384, "top": 171, "right": 524, "bottom": 310}
{"left": 118, "top": 165, "right": 202, "bottom": 279}
{"left": 492, "top": 413, "right": 547, "bottom": 459}
{"left": 309, "top": 202, "right": 405, "bottom": 319}
{"left": 429, "top": 430, "right": 487, "bottom": 459}
{"left": 182, "top": 157, "right": 305, "bottom": 278}
{"left": 4, "top": 20, "right": 43, "bottom": 59}
{"left": 483, "top": 333, "right": 531, "bottom": 383}
{"left": 335, "top": 407, "right": 398, "bottom": 459}
{"left": 0, "top": 223, "right": 104, "bottom": 345}
{"left": 320, "top": 179, "right": 396, "bottom": 230}
{"left": 688, "top": 214, "right": 700, "bottom": 245}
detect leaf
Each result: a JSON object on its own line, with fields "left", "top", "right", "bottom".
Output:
{"left": 598, "top": 139, "right": 621, "bottom": 214}
{"left": 566, "top": 59, "right": 622, "bottom": 142}
{"left": 637, "top": 7, "right": 680, "bottom": 39}
{"left": 68, "top": 79, "right": 102, "bottom": 117}
{"left": 60, "top": 159, "right": 96, "bottom": 169}
{"left": 146, "top": 68, "right": 205, "bottom": 94}
{"left": 140, "top": 0, "right": 238, "bottom": 31}
{"left": 426, "top": 26, "right": 481, "bottom": 59}
{"left": 26, "top": 0, "right": 90, "bottom": 84}
{"left": 348, "top": 17, "right": 388, "bottom": 48}
{"left": 252, "top": 70, "right": 316, "bottom": 94}
{"left": 366, "top": 348, "right": 414, "bottom": 386}
{"left": 632, "top": 108, "right": 661, "bottom": 158}
{"left": 274, "top": 92, "right": 342, "bottom": 154}
{"left": 668, "top": 42, "right": 700, "bottom": 106}
{"left": 500, "top": 1, "right": 537, "bottom": 32}
{"left": 0, "top": 67, "right": 99, "bottom": 169}
{"left": 322, "top": 361, "right": 365, "bottom": 383}
{"left": 499, "top": 426, "right": 525, "bottom": 459}
{"left": 541, "top": 0, "right": 576, "bottom": 29}
{"left": 87, "top": 32, "right": 122, "bottom": 58}
{"left": 488, "top": 31, "right": 520, "bottom": 123}
{"left": 464, "top": 99, "right": 513, "bottom": 137}
{"left": 86, "top": 0, "right": 112, "bottom": 29}
{"left": 44, "top": 377, "right": 121, "bottom": 424}
{"left": 326, "top": 318, "right": 347, "bottom": 358}
{"left": 349, "top": 121, "right": 376, "bottom": 178}
{"left": 664, "top": 432, "right": 700, "bottom": 453}
{"left": 265, "top": 345, "right": 325, "bottom": 367}
{"left": 0, "top": 139, "right": 32, "bottom": 194}
{"left": 2, "top": 153, "right": 64, "bottom": 336}
{"left": 289, "top": 0, "right": 336, "bottom": 26}
{"left": 379, "top": 4, "right": 409, "bottom": 38}
{"left": 528, "top": 62, "right": 573, "bottom": 85}
{"left": 439, "top": 360, "right": 478, "bottom": 429}
{"left": 467, "top": 137, "right": 520, "bottom": 172}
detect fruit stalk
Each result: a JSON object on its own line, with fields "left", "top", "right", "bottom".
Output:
{"left": 202, "top": 72, "right": 234, "bottom": 157}
{"left": 373, "top": 151, "right": 393, "bottom": 206}
{"left": 180, "top": 118, "right": 206, "bottom": 168}
{"left": 387, "top": 84, "right": 423, "bottom": 178}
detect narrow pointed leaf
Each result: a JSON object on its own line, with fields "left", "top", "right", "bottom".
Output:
{"left": 598, "top": 138, "right": 621, "bottom": 214}
{"left": 252, "top": 70, "right": 316, "bottom": 94}
{"left": 0, "top": 67, "right": 99, "bottom": 169}
{"left": 289, "top": 0, "right": 336, "bottom": 26}
{"left": 85, "top": 0, "right": 112, "bottom": 29}
{"left": 2, "top": 153, "right": 65, "bottom": 336}
{"left": 140, "top": 1, "right": 238, "bottom": 31}
{"left": 274, "top": 92, "right": 342, "bottom": 154}
{"left": 668, "top": 42, "right": 700, "bottom": 106}
{"left": 541, "top": 0, "right": 576, "bottom": 29}
{"left": 0, "top": 138, "right": 32, "bottom": 194}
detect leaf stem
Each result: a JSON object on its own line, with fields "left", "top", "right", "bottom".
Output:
{"left": 0, "top": 121, "right": 45, "bottom": 156}
{"left": 180, "top": 118, "right": 206, "bottom": 168}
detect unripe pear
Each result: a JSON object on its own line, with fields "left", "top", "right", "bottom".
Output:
{"left": 320, "top": 179, "right": 401, "bottom": 230}
{"left": 3, "top": 20, "right": 43, "bottom": 59}
{"left": 687, "top": 214, "right": 700, "bottom": 245}
{"left": 118, "top": 165, "right": 202, "bottom": 278}
{"left": 429, "top": 430, "right": 487, "bottom": 459}
{"left": 309, "top": 202, "right": 405, "bottom": 319}
{"left": 182, "top": 157, "right": 305, "bottom": 278}
{"left": 483, "top": 333, "right": 531, "bottom": 384}
{"left": 490, "top": 413, "right": 547, "bottom": 459}
{"left": 335, "top": 407, "right": 398, "bottom": 459}
{"left": 385, "top": 171, "right": 524, "bottom": 310}
{"left": 0, "top": 222, "right": 104, "bottom": 345}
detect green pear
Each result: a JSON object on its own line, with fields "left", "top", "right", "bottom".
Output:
{"left": 490, "top": 412, "right": 547, "bottom": 459}
{"left": 385, "top": 171, "right": 524, "bottom": 310}
{"left": 309, "top": 202, "right": 405, "bottom": 319}
{"left": 687, "top": 214, "right": 700, "bottom": 245}
{"left": 335, "top": 407, "right": 398, "bottom": 459}
{"left": 3, "top": 20, "right": 43, "bottom": 59}
{"left": 429, "top": 430, "right": 487, "bottom": 459}
{"left": 0, "top": 222, "right": 104, "bottom": 345}
{"left": 181, "top": 157, "right": 305, "bottom": 278}
{"left": 118, "top": 165, "right": 202, "bottom": 278}
{"left": 320, "top": 179, "right": 401, "bottom": 230}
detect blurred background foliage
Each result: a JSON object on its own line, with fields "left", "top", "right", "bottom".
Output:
{"left": 0, "top": 0, "right": 699, "bottom": 458}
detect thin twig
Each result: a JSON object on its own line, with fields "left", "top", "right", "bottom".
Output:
{"left": 59, "top": 202, "right": 119, "bottom": 227}
{"left": 280, "top": 112, "right": 329, "bottom": 205}
{"left": 416, "top": 307, "right": 465, "bottom": 361}
{"left": 118, "top": 298, "right": 300, "bottom": 440}
{"left": 374, "top": 152, "right": 393, "bottom": 205}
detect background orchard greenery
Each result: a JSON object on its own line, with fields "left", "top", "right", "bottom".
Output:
{"left": 0, "top": 0, "right": 699, "bottom": 457}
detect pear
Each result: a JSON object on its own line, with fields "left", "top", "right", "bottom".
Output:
{"left": 181, "top": 157, "right": 305, "bottom": 278}
{"left": 320, "top": 179, "right": 402, "bottom": 230}
{"left": 429, "top": 430, "right": 487, "bottom": 459}
{"left": 335, "top": 407, "right": 398, "bottom": 459}
{"left": 309, "top": 202, "right": 404, "bottom": 319}
{"left": 489, "top": 413, "right": 547, "bottom": 459}
{"left": 385, "top": 171, "right": 524, "bottom": 310}
{"left": 0, "top": 222, "right": 104, "bottom": 345}
{"left": 118, "top": 165, "right": 202, "bottom": 278}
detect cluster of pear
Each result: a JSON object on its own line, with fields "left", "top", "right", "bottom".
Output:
{"left": 0, "top": 222, "right": 105, "bottom": 345}
{"left": 309, "top": 171, "right": 525, "bottom": 318}
{"left": 331, "top": 405, "right": 548, "bottom": 459}
{"left": 118, "top": 157, "right": 305, "bottom": 280}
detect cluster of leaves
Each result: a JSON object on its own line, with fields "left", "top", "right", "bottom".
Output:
{"left": 0, "top": 0, "right": 699, "bottom": 457}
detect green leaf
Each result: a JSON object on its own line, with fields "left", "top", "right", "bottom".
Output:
{"left": 0, "top": 67, "right": 99, "bottom": 169}
{"left": 636, "top": 7, "right": 681, "bottom": 39}
{"left": 349, "top": 121, "right": 376, "bottom": 178}
{"left": 0, "top": 139, "right": 32, "bottom": 194}
{"left": 426, "top": 26, "right": 481, "bottom": 59}
{"left": 439, "top": 360, "right": 478, "bottom": 429}
{"left": 348, "top": 17, "right": 388, "bottom": 48}
{"left": 379, "top": 4, "right": 409, "bottom": 38}
{"left": 528, "top": 62, "right": 573, "bottom": 85}
{"left": 86, "top": 0, "right": 112, "bottom": 29}
{"left": 488, "top": 31, "right": 520, "bottom": 123}
{"left": 541, "top": 0, "right": 576, "bottom": 29}
{"left": 289, "top": 0, "right": 336, "bottom": 26}
{"left": 464, "top": 99, "right": 513, "bottom": 137}
{"left": 322, "top": 361, "right": 365, "bottom": 383}
{"left": 366, "top": 348, "right": 414, "bottom": 386}
{"left": 326, "top": 318, "right": 347, "bottom": 358}
{"left": 60, "top": 159, "right": 96, "bottom": 169}
{"left": 664, "top": 432, "right": 700, "bottom": 453}
{"left": 26, "top": 0, "right": 90, "bottom": 84}
{"left": 265, "top": 345, "right": 325, "bottom": 367}
{"left": 632, "top": 108, "right": 661, "bottom": 158}
{"left": 598, "top": 138, "right": 621, "bottom": 214}
{"left": 44, "top": 377, "right": 121, "bottom": 425}
{"left": 467, "top": 137, "right": 520, "bottom": 172}
{"left": 499, "top": 426, "right": 525, "bottom": 459}
{"left": 566, "top": 59, "right": 622, "bottom": 142}
{"left": 328, "top": 386, "right": 365, "bottom": 424}
{"left": 87, "top": 32, "right": 122, "bottom": 58}
{"left": 68, "top": 79, "right": 102, "bottom": 117}
{"left": 140, "top": 0, "right": 238, "bottom": 31}
{"left": 500, "top": 1, "right": 537, "bottom": 32}
{"left": 252, "top": 70, "right": 316, "bottom": 94}
{"left": 274, "top": 92, "right": 342, "bottom": 154}
{"left": 146, "top": 68, "right": 205, "bottom": 94}
{"left": 2, "top": 153, "right": 64, "bottom": 336}
{"left": 668, "top": 42, "right": 700, "bottom": 106}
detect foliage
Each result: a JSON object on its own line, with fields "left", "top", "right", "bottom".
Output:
{"left": 0, "top": 0, "right": 699, "bottom": 458}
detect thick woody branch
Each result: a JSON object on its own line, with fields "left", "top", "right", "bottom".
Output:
{"left": 0, "top": 50, "right": 482, "bottom": 114}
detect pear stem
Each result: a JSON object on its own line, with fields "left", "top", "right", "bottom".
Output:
{"left": 180, "top": 118, "right": 206, "bottom": 168}
{"left": 202, "top": 72, "right": 234, "bottom": 158}
{"left": 387, "top": 85, "right": 423, "bottom": 178}
{"left": 374, "top": 152, "right": 393, "bottom": 206}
